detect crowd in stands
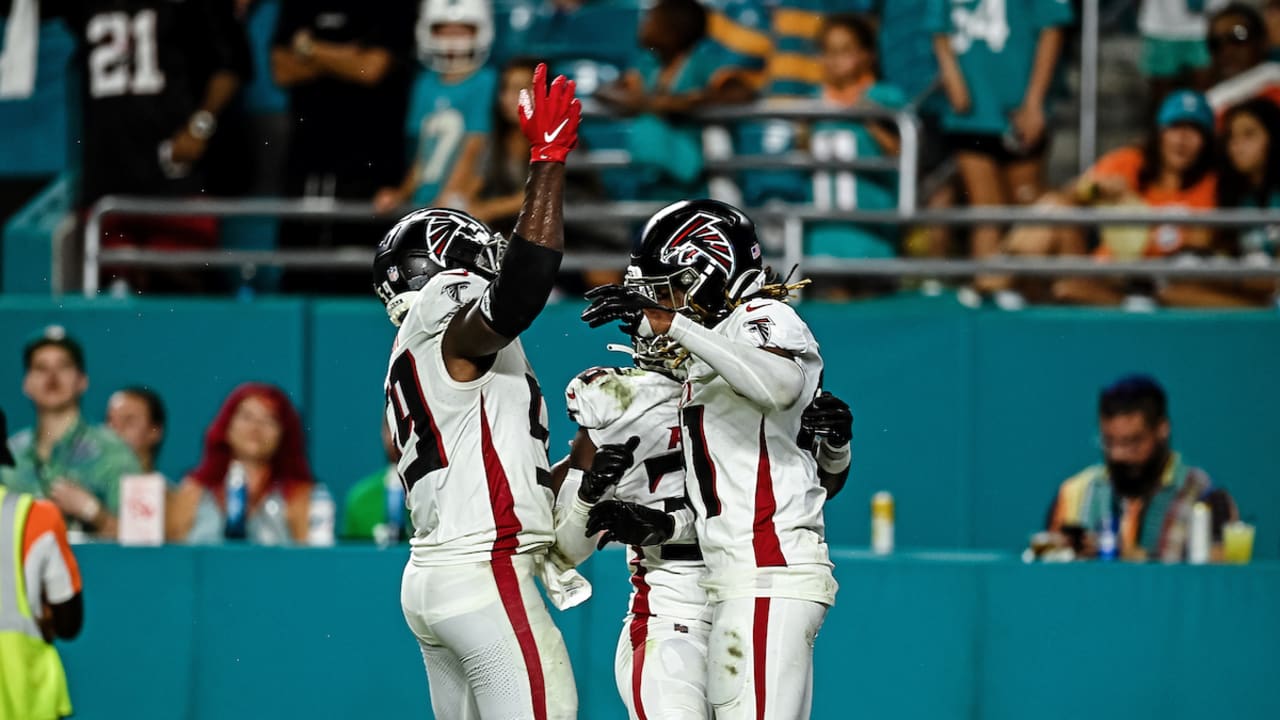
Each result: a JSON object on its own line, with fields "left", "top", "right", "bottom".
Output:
{"left": 1, "top": 0, "right": 1278, "bottom": 305}
{"left": 0, "top": 327, "right": 403, "bottom": 545}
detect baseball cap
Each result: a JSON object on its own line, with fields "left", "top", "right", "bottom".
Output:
{"left": 1156, "top": 90, "right": 1214, "bottom": 132}
{"left": 23, "top": 325, "right": 85, "bottom": 373}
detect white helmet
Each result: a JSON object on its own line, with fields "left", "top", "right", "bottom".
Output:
{"left": 417, "top": 0, "right": 494, "bottom": 74}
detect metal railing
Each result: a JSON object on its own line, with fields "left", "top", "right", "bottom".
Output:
{"left": 82, "top": 196, "right": 1280, "bottom": 295}
{"left": 575, "top": 100, "right": 921, "bottom": 212}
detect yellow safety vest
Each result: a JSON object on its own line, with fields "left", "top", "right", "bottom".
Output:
{"left": 0, "top": 487, "right": 72, "bottom": 720}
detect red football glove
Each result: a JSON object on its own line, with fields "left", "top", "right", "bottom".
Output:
{"left": 519, "top": 63, "right": 582, "bottom": 164}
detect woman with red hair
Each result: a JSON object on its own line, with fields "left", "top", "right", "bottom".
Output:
{"left": 166, "top": 383, "right": 314, "bottom": 544}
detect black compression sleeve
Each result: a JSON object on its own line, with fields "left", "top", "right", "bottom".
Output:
{"left": 480, "top": 233, "right": 563, "bottom": 339}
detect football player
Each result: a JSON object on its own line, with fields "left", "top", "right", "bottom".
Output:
{"left": 549, "top": 332, "right": 852, "bottom": 720}
{"left": 374, "top": 64, "right": 581, "bottom": 720}
{"left": 582, "top": 199, "right": 841, "bottom": 719}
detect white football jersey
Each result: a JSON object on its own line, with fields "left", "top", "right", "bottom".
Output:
{"left": 678, "top": 298, "right": 837, "bottom": 605}
{"left": 565, "top": 366, "right": 710, "bottom": 623}
{"left": 385, "top": 270, "right": 554, "bottom": 566}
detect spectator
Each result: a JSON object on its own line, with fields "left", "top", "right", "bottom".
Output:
{"left": 0, "top": 457, "right": 84, "bottom": 720}
{"left": 465, "top": 56, "right": 627, "bottom": 288}
{"left": 372, "top": 0, "right": 498, "bottom": 214}
{"left": 1205, "top": 3, "right": 1280, "bottom": 111}
{"left": 1045, "top": 376, "right": 1238, "bottom": 562}
{"left": 5, "top": 329, "right": 140, "bottom": 538}
{"left": 54, "top": 0, "right": 252, "bottom": 294}
{"left": 1219, "top": 96, "right": 1280, "bottom": 252}
{"left": 341, "top": 422, "right": 409, "bottom": 543}
{"left": 105, "top": 387, "right": 166, "bottom": 476}
{"left": 927, "top": 0, "right": 1073, "bottom": 301}
{"left": 167, "top": 383, "right": 313, "bottom": 545}
{"left": 270, "top": 0, "right": 417, "bottom": 293}
{"left": 1165, "top": 96, "right": 1280, "bottom": 307}
{"left": 1138, "top": 0, "right": 1229, "bottom": 107}
{"left": 595, "top": 0, "right": 741, "bottom": 200}
{"left": 803, "top": 13, "right": 906, "bottom": 297}
{"left": 1008, "top": 90, "right": 1219, "bottom": 306}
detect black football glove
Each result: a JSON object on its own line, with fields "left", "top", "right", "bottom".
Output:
{"left": 585, "top": 500, "right": 675, "bottom": 549}
{"left": 581, "top": 284, "right": 670, "bottom": 336}
{"left": 578, "top": 436, "right": 640, "bottom": 504}
{"left": 798, "top": 391, "right": 853, "bottom": 449}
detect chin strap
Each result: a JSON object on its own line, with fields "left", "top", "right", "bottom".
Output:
{"left": 386, "top": 291, "right": 421, "bottom": 327}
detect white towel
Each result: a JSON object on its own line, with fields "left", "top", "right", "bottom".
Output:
{"left": 0, "top": 0, "right": 40, "bottom": 99}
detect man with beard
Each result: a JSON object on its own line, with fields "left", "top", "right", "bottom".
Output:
{"left": 1045, "top": 375, "right": 1239, "bottom": 562}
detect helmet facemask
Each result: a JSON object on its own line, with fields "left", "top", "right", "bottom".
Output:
{"left": 624, "top": 264, "right": 726, "bottom": 325}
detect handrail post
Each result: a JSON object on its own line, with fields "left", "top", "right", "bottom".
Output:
{"left": 83, "top": 201, "right": 108, "bottom": 297}
{"left": 1079, "top": 0, "right": 1100, "bottom": 172}
{"left": 896, "top": 111, "right": 920, "bottom": 214}
{"left": 783, "top": 214, "right": 804, "bottom": 279}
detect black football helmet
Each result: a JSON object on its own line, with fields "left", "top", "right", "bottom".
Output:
{"left": 627, "top": 199, "right": 765, "bottom": 324}
{"left": 372, "top": 208, "right": 506, "bottom": 322}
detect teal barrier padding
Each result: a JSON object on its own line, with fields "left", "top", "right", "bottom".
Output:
{"left": 978, "top": 562, "right": 1280, "bottom": 720}
{"left": 1, "top": 174, "right": 72, "bottom": 294}
{"left": 56, "top": 545, "right": 1280, "bottom": 720}
{"left": 0, "top": 297, "right": 307, "bottom": 483}
{"left": 4, "top": 297, "right": 1278, "bottom": 557}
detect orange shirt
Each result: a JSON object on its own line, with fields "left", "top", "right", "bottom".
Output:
{"left": 1086, "top": 147, "right": 1217, "bottom": 257}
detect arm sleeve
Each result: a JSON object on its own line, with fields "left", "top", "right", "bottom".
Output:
{"left": 668, "top": 504, "right": 696, "bottom": 543}
{"left": 667, "top": 312, "right": 807, "bottom": 411}
{"left": 25, "top": 500, "right": 82, "bottom": 605}
{"left": 1086, "top": 147, "right": 1141, "bottom": 189}
{"left": 552, "top": 469, "right": 599, "bottom": 567}
{"left": 922, "top": 0, "right": 951, "bottom": 35}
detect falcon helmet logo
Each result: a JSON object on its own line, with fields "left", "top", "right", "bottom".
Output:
{"left": 423, "top": 210, "right": 481, "bottom": 266}
{"left": 659, "top": 212, "right": 737, "bottom": 275}
{"left": 744, "top": 317, "right": 774, "bottom": 345}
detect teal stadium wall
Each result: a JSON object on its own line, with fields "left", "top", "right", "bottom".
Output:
{"left": 59, "top": 545, "right": 1280, "bottom": 720}
{"left": 1, "top": 296, "right": 1277, "bottom": 558}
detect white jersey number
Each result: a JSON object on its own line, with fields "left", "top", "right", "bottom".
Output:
{"left": 681, "top": 405, "right": 722, "bottom": 518}
{"left": 417, "top": 108, "right": 465, "bottom": 186}
{"left": 87, "top": 10, "right": 166, "bottom": 98}
{"left": 949, "top": 0, "right": 1010, "bottom": 53}
{"left": 386, "top": 350, "right": 549, "bottom": 490}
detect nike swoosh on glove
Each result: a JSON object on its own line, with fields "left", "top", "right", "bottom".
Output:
{"left": 581, "top": 284, "right": 670, "bottom": 337}
{"left": 586, "top": 500, "right": 675, "bottom": 549}
{"left": 519, "top": 62, "right": 582, "bottom": 163}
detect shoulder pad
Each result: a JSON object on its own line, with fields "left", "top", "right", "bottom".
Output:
{"left": 565, "top": 366, "right": 645, "bottom": 429}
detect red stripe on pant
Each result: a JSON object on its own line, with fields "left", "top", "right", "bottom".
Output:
{"left": 480, "top": 396, "right": 544, "bottom": 718}
{"left": 629, "top": 614, "right": 650, "bottom": 720}
{"left": 491, "top": 555, "right": 548, "bottom": 720}
{"left": 753, "top": 598, "right": 771, "bottom": 720}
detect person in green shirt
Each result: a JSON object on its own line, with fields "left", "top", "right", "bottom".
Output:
{"left": 341, "top": 422, "right": 410, "bottom": 544}
{"left": 3, "top": 330, "right": 141, "bottom": 539}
